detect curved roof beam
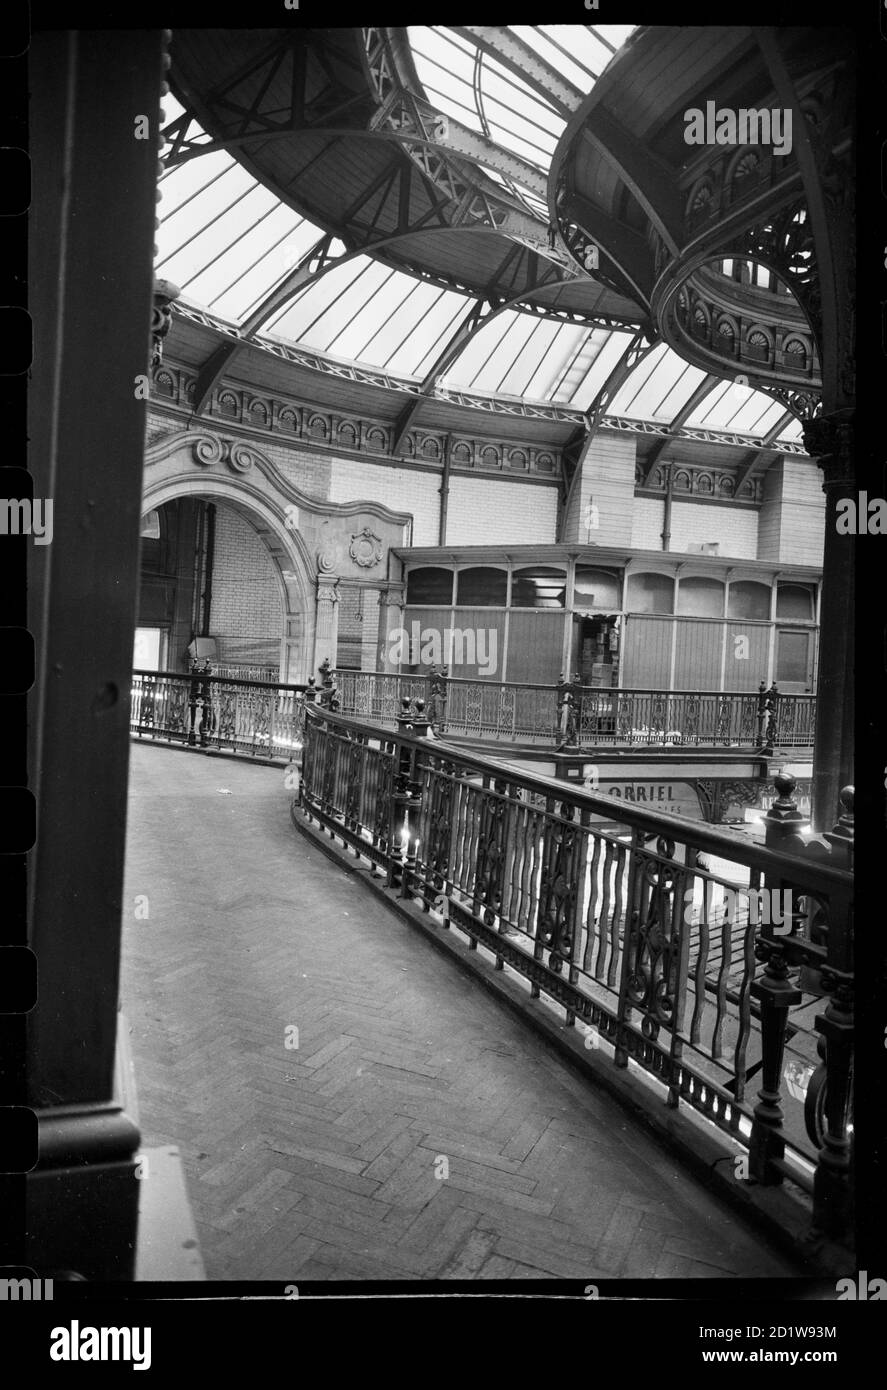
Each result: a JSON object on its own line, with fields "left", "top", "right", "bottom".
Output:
{"left": 640, "top": 373, "right": 722, "bottom": 485}
{"left": 388, "top": 282, "right": 575, "bottom": 453}
{"left": 579, "top": 111, "right": 684, "bottom": 256}
{"left": 560, "top": 329, "right": 658, "bottom": 527}
{"left": 189, "top": 224, "right": 571, "bottom": 418}
{"left": 450, "top": 26, "right": 585, "bottom": 118}
{"left": 558, "top": 189, "right": 652, "bottom": 308}
{"left": 164, "top": 97, "right": 548, "bottom": 205}
{"left": 754, "top": 27, "right": 846, "bottom": 408}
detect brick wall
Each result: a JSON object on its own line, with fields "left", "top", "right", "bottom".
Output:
{"left": 632, "top": 495, "right": 759, "bottom": 558}
{"left": 336, "top": 584, "right": 382, "bottom": 670}
{"left": 670, "top": 501, "right": 758, "bottom": 559}
{"left": 631, "top": 496, "right": 665, "bottom": 550}
{"left": 328, "top": 459, "right": 441, "bottom": 544}
{"left": 209, "top": 504, "right": 283, "bottom": 668}
{"left": 446, "top": 475, "right": 558, "bottom": 544}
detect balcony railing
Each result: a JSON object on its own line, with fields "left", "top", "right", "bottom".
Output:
{"left": 297, "top": 701, "right": 853, "bottom": 1247}
{"left": 336, "top": 671, "right": 815, "bottom": 750}
{"left": 131, "top": 669, "right": 306, "bottom": 760}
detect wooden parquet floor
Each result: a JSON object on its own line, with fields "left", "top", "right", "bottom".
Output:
{"left": 120, "top": 744, "right": 801, "bottom": 1282}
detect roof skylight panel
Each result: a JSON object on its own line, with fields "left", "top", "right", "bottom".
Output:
{"left": 505, "top": 316, "right": 570, "bottom": 398}
{"left": 156, "top": 180, "right": 279, "bottom": 299}
{"left": 685, "top": 377, "right": 735, "bottom": 427}
{"left": 187, "top": 203, "right": 306, "bottom": 316}
{"left": 263, "top": 255, "right": 376, "bottom": 341}
{"left": 775, "top": 416, "right": 803, "bottom": 443}
{"left": 608, "top": 341, "right": 669, "bottom": 417}
{"left": 566, "top": 328, "right": 635, "bottom": 407}
{"left": 296, "top": 260, "right": 398, "bottom": 355}
{"left": 386, "top": 293, "right": 473, "bottom": 378}
{"left": 653, "top": 361, "right": 709, "bottom": 421}
{"left": 723, "top": 392, "right": 786, "bottom": 435}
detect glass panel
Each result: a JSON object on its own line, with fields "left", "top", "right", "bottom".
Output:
{"left": 574, "top": 566, "right": 621, "bottom": 610}
{"left": 406, "top": 567, "right": 454, "bottom": 606}
{"left": 728, "top": 581, "right": 770, "bottom": 620}
{"left": 625, "top": 572, "right": 674, "bottom": 615}
{"left": 676, "top": 577, "right": 724, "bottom": 618}
{"left": 456, "top": 567, "right": 508, "bottom": 607}
{"left": 776, "top": 583, "right": 815, "bottom": 621}
{"left": 133, "top": 627, "right": 165, "bottom": 672}
{"left": 776, "top": 631, "right": 810, "bottom": 684}
{"left": 511, "top": 566, "right": 566, "bottom": 608}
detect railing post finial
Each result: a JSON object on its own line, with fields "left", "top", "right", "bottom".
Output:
{"left": 763, "top": 772, "right": 806, "bottom": 851}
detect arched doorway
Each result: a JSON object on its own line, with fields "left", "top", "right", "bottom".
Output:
{"left": 140, "top": 475, "right": 315, "bottom": 685}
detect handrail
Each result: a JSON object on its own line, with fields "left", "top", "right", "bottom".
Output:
{"left": 335, "top": 669, "right": 815, "bottom": 750}
{"left": 313, "top": 708, "right": 846, "bottom": 888}
{"left": 296, "top": 700, "right": 853, "bottom": 1246}
{"left": 133, "top": 667, "right": 307, "bottom": 693}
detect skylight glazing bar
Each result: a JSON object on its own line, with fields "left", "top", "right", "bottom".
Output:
{"left": 158, "top": 160, "right": 243, "bottom": 225}
{"left": 588, "top": 26, "right": 619, "bottom": 55}
{"left": 206, "top": 218, "right": 304, "bottom": 314}
{"left": 491, "top": 312, "right": 548, "bottom": 393}
{"left": 320, "top": 266, "right": 401, "bottom": 355}
{"left": 563, "top": 332, "right": 613, "bottom": 404}
{"left": 274, "top": 259, "right": 377, "bottom": 341}
{"left": 155, "top": 181, "right": 260, "bottom": 268}
{"left": 532, "top": 26, "right": 602, "bottom": 81}
{"left": 461, "top": 314, "right": 524, "bottom": 388}
{"left": 613, "top": 345, "right": 667, "bottom": 415}
{"left": 176, "top": 200, "right": 283, "bottom": 294}
{"left": 515, "top": 319, "right": 572, "bottom": 397}
{"left": 548, "top": 326, "right": 592, "bottom": 399}
{"left": 352, "top": 278, "right": 429, "bottom": 361}
{"left": 743, "top": 398, "right": 780, "bottom": 435}
{"left": 237, "top": 228, "right": 327, "bottom": 323}
{"left": 410, "top": 301, "right": 475, "bottom": 377}
{"left": 694, "top": 378, "right": 734, "bottom": 425}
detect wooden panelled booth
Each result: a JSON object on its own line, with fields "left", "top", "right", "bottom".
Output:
{"left": 390, "top": 545, "right": 821, "bottom": 694}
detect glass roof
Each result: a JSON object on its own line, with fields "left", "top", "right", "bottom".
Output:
{"left": 157, "top": 29, "right": 806, "bottom": 447}
{"left": 407, "top": 25, "right": 635, "bottom": 217}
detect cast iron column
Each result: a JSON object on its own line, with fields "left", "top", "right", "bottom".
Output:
{"left": 802, "top": 411, "right": 854, "bottom": 831}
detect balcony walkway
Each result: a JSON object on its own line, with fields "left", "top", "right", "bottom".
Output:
{"left": 121, "top": 743, "right": 802, "bottom": 1282}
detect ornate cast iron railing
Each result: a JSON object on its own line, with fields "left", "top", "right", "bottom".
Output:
{"left": 298, "top": 701, "right": 853, "bottom": 1246}
{"left": 335, "top": 670, "right": 816, "bottom": 750}
{"left": 131, "top": 668, "right": 307, "bottom": 760}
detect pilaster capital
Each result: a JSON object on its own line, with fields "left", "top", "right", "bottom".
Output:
{"left": 379, "top": 580, "right": 407, "bottom": 609}
{"left": 801, "top": 409, "right": 855, "bottom": 490}
{"left": 316, "top": 574, "right": 340, "bottom": 604}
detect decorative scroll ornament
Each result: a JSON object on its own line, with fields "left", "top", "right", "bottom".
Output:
{"left": 190, "top": 435, "right": 255, "bottom": 471}
{"left": 316, "top": 550, "right": 337, "bottom": 575}
{"left": 349, "top": 527, "right": 383, "bottom": 569}
{"left": 192, "top": 434, "right": 225, "bottom": 466}
{"left": 227, "top": 441, "right": 257, "bottom": 473}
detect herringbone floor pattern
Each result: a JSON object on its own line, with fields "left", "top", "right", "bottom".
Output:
{"left": 121, "top": 745, "right": 800, "bottom": 1282}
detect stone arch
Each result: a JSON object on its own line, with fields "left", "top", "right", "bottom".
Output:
{"left": 143, "top": 429, "right": 413, "bottom": 683}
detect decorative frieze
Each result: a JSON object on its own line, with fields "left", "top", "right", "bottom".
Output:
{"left": 635, "top": 459, "right": 764, "bottom": 505}
{"left": 150, "top": 361, "right": 561, "bottom": 478}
